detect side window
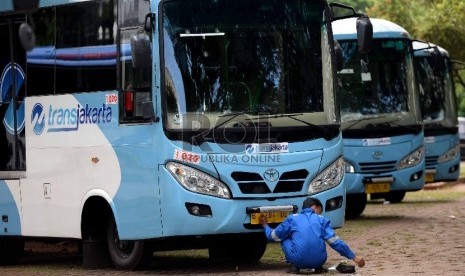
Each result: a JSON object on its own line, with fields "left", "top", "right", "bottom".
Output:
{"left": 55, "top": 0, "right": 117, "bottom": 94}
{"left": 27, "top": 7, "right": 56, "bottom": 96}
{"left": 28, "top": 0, "right": 118, "bottom": 96}
{"left": 119, "top": 0, "right": 152, "bottom": 123}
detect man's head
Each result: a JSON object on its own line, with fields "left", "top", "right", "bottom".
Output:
{"left": 302, "top": 197, "right": 323, "bottom": 214}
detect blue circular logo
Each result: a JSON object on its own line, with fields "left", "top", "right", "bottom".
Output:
{"left": 1, "top": 63, "right": 25, "bottom": 135}
{"left": 31, "top": 103, "right": 45, "bottom": 135}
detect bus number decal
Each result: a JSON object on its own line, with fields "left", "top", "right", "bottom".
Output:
{"left": 174, "top": 149, "right": 200, "bottom": 165}
{"left": 105, "top": 94, "right": 118, "bottom": 105}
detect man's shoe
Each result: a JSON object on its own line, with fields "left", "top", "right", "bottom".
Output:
{"left": 286, "top": 264, "right": 300, "bottom": 274}
{"left": 336, "top": 263, "right": 356, "bottom": 273}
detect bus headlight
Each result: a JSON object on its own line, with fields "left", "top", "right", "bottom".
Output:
{"left": 438, "top": 144, "right": 460, "bottom": 163}
{"left": 166, "top": 162, "right": 231, "bottom": 199}
{"left": 398, "top": 146, "right": 424, "bottom": 170}
{"left": 308, "top": 157, "right": 344, "bottom": 194}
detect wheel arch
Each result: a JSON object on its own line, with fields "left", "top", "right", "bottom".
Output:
{"left": 80, "top": 189, "right": 116, "bottom": 241}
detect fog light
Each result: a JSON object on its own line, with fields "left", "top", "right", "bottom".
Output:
{"left": 325, "top": 196, "right": 343, "bottom": 212}
{"left": 185, "top": 203, "right": 212, "bottom": 217}
{"left": 410, "top": 170, "right": 423, "bottom": 182}
{"left": 449, "top": 164, "right": 459, "bottom": 173}
{"left": 190, "top": 205, "right": 200, "bottom": 215}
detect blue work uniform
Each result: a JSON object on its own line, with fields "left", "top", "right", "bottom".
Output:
{"left": 263, "top": 208, "right": 355, "bottom": 269}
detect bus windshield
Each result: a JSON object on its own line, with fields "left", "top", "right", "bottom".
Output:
{"left": 416, "top": 56, "right": 458, "bottom": 128}
{"left": 338, "top": 39, "right": 419, "bottom": 129}
{"left": 162, "top": 0, "right": 336, "bottom": 136}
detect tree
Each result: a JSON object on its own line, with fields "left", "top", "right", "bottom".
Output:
{"left": 334, "top": 0, "right": 376, "bottom": 14}
{"left": 366, "top": 0, "right": 465, "bottom": 115}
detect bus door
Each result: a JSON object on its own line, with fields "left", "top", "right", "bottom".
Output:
{"left": 0, "top": 15, "right": 26, "bottom": 179}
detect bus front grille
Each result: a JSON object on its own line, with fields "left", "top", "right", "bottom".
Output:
{"left": 425, "top": 156, "right": 438, "bottom": 167}
{"left": 358, "top": 161, "right": 397, "bottom": 173}
{"left": 232, "top": 169, "right": 309, "bottom": 194}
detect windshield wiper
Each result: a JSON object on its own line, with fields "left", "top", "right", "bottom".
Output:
{"left": 343, "top": 115, "right": 388, "bottom": 130}
{"left": 191, "top": 111, "right": 248, "bottom": 145}
{"left": 374, "top": 120, "right": 422, "bottom": 133}
{"left": 260, "top": 113, "right": 336, "bottom": 140}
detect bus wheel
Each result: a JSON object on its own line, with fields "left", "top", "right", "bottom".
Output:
{"left": 345, "top": 193, "right": 367, "bottom": 219}
{"left": 106, "top": 218, "right": 153, "bottom": 270}
{"left": 385, "top": 191, "right": 406, "bottom": 203}
{"left": 0, "top": 238, "right": 24, "bottom": 265}
{"left": 209, "top": 233, "right": 267, "bottom": 264}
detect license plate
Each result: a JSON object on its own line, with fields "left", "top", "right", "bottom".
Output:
{"left": 365, "top": 182, "right": 390, "bottom": 194}
{"left": 425, "top": 173, "right": 435, "bottom": 183}
{"left": 250, "top": 211, "right": 291, "bottom": 225}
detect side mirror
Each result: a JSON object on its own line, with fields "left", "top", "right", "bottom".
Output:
{"left": 130, "top": 32, "right": 151, "bottom": 69}
{"left": 329, "top": 3, "right": 358, "bottom": 21}
{"left": 19, "top": 22, "right": 35, "bottom": 51}
{"left": 356, "top": 15, "right": 373, "bottom": 54}
{"left": 13, "top": 0, "right": 39, "bottom": 52}
{"left": 334, "top": 40, "right": 344, "bottom": 72}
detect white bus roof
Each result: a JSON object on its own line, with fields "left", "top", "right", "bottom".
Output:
{"left": 412, "top": 41, "right": 449, "bottom": 58}
{"left": 332, "top": 18, "right": 410, "bottom": 40}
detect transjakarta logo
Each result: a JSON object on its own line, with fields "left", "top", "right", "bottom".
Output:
{"left": 31, "top": 103, "right": 112, "bottom": 135}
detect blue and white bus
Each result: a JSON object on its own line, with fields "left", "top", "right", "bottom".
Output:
{"left": 333, "top": 18, "right": 425, "bottom": 218}
{"left": 0, "top": 0, "right": 372, "bottom": 269}
{"left": 413, "top": 41, "right": 460, "bottom": 183}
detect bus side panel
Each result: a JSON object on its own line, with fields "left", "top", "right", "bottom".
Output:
{"left": 0, "top": 180, "right": 21, "bottom": 236}
{"left": 74, "top": 92, "right": 164, "bottom": 240}
{"left": 23, "top": 94, "right": 122, "bottom": 238}
{"left": 110, "top": 143, "right": 162, "bottom": 240}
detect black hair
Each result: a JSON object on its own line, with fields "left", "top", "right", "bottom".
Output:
{"left": 302, "top": 197, "right": 323, "bottom": 209}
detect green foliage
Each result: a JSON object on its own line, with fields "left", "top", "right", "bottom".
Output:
{"left": 332, "top": 0, "right": 376, "bottom": 13}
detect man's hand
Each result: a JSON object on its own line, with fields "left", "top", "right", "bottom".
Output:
{"left": 259, "top": 215, "right": 268, "bottom": 227}
{"left": 353, "top": 255, "right": 365, "bottom": 267}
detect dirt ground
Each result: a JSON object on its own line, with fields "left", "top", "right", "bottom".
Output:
{"left": 1, "top": 183, "right": 465, "bottom": 276}
{"left": 326, "top": 182, "right": 465, "bottom": 276}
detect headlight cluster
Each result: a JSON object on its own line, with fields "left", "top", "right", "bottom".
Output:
{"left": 438, "top": 144, "right": 460, "bottom": 163}
{"left": 166, "top": 162, "right": 231, "bottom": 199}
{"left": 398, "top": 146, "right": 424, "bottom": 170}
{"left": 308, "top": 156, "right": 344, "bottom": 194}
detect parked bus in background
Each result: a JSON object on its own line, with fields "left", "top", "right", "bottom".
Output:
{"left": 333, "top": 18, "right": 425, "bottom": 218}
{"left": 413, "top": 41, "right": 460, "bottom": 183}
{"left": 0, "top": 0, "right": 372, "bottom": 270}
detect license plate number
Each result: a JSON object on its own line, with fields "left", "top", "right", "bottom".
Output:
{"left": 250, "top": 211, "right": 291, "bottom": 225}
{"left": 365, "top": 182, "right": 390, "bottom": 194}
{"left": 425, "top": 173, "right": 435, "bottom": 183}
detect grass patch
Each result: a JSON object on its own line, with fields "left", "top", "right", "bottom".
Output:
{"left": 405, "top": 186, "right": 465, "bottom": 202}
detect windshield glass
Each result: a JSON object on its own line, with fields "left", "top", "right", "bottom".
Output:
{"left": 338, "top": 39, "right": 420, "bottom": 130}
{"left": 162, "top": 0, "right": 337, "bottom": 139}
{"left": 415, "top": 56, "right": 458, "bottom": 128}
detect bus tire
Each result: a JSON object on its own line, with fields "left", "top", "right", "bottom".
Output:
{"left": 0, "top": 237, "right": 24, "bottom": 265}
{"left": 209, "top": 233, "right": 267, "bottom": 264}
{"left": 106, "top": 217, "right": 153, "bottom": 270}
{"left": 345, "top": 193, "right": 367, "bottom": 219}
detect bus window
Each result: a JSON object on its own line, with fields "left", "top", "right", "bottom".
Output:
{"left": 55, "top": 0, "right": 117, "bottom": 94}
{"left": 26, "top": 7, "right": 55, "bottom": 96}
{"left": 118, "top": 0, "right": 152, "bottom": 122}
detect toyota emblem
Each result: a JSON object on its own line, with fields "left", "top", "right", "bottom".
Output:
{"left": 372, "top": 151, "right": 383, "bottom": 160}
{"left": 263, "top": 168, "right": 279, "bottom": 182}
